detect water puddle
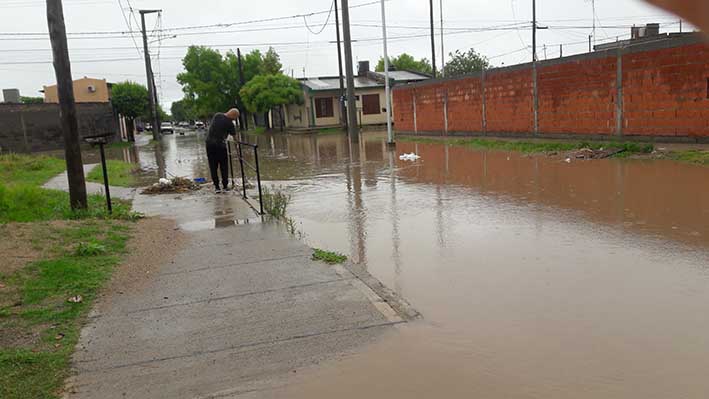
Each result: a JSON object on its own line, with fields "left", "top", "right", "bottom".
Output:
{"left": 98, "top": 131, "right": 709, "bottom": 396}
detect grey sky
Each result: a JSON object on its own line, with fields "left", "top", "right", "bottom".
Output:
{"left": 0, "top": 0, "right": 688, "bottom": 109}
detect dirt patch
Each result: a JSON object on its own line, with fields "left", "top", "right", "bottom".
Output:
{"left": 94, "top": 217, "right": 188, "bottom": 312}
{"left": 0, "top": 224, "right": 46, "bottom": 276}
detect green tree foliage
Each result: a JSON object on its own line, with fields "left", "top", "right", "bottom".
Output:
{"left": 239, "top": 74, "right": 302, "bottom": 114}
{"left": 20, "top": 96, "right": 44, "bottom": 104}
{"left": 443, "top": 48, "right": 491, "bottom": 78}
{"left": 375, "top": 53, "right": 433, "bottom": 75}
{"left": 111, "top": 81, "right": 149, "bottom": 141}
{"left": 242, "top": 49, "right": 264, "bottom": 82}
{"left": 170, "top": 98, "right": 196, "bottom": 122}
{"left": 261, "top": 47, "right": 282, "bottom": 75}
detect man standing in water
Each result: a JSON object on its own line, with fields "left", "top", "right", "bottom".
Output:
{"left": 206, "top": 108, "right": 239, "bottom": 193}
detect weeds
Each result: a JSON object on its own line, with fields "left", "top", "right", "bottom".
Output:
{"left": 312, "top": 249, "right": 347, "bottom": 265}
{"left": 668, "top": 150, "right": 709, "bottom": 166}
{"left": 262, "top": 186, "right": 291, "bottom": 219}
{"left": 74, "top": 241, "right": 107, "bottom": 257}
{"left": 0, "top": 154, "right": 65, "bottom": 187}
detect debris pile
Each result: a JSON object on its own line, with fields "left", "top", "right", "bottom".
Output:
{"left": 564, "top": 147, "right": 625, "bottom": 161}
{"left": 142, "top": 177, "right": 200, "bottom": 195}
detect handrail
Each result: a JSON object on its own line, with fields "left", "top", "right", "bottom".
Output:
{"left": 228, "top": 140, "right": 264, "bottom": 215}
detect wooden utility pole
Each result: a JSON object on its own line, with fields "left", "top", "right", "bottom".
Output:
{"left": 237, "top": 48, "right": 248, "bottom": 130}
{"left": 46, "top": 0, "right": 87, "bottom": 210}
{"left": 429, "top": 0, "right": 437, "bottom": 77}
{"left": 140, "top": 9, "right": 161, "bottom": 141}
{"left": 334, "top": 0, "right": 347, "bottom": 128}
{"left": 341, "top": 0, "right": 359, "bottom": 139}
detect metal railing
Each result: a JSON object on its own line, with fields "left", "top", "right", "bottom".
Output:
{"left": 228, "top": 141, "right": 264, "bottom": 215}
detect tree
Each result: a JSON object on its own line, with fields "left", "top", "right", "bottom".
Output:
{"left": 240, "top": 74, "right": 302, "bottom": 130}
{"left": 177, "top": 46, "right": 234, "bottom": 118}
{"left": 443, "top": 48, "right": 491, "bottom": 78}
{"left": 242, "top": 49, "right": 264, "bottom": 82}
{"left": 376, "top": 53, "right": 433, "bottom": 75}
{"left": 261, "top": 47, "right": 282, "bottom": 75}
{"left": 111, "top": 81, "right": 149, "bottom": 142}
{"left": 171, "top": 98, "right": 196, "bottom": 122}
{"left": 20, "top": 96, "right": 44, "bottom": 104}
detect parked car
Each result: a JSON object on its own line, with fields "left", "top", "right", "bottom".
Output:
{"left": 161, "top": 122, "right": 174, "bottom": 135}
{"left": 195, "top": 121, "right": 205, "bottom": 130}
{"left": 145, "top": 123, "right": 152, "bottom": 131}
{"left": 178, "top": 121, "right": 190, "bottom": 128}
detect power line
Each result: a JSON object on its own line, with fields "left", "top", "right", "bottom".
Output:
{"left": 116, "top": 0, "right": 142, "bottom": 56}
{"left": 304, "top": 0, "right": 335, "bottom": 35}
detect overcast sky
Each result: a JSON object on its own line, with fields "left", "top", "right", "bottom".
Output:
{"left": 0, "top": 0, "right": 690, "bottom": 109}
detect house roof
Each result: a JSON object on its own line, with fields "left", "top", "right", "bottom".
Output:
{"left": 301, "top": 70, "right": 430, "bottom": 92}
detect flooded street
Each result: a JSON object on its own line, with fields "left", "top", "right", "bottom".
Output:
{"left": 143, "top": 131, "right": 709, "bottom": 397}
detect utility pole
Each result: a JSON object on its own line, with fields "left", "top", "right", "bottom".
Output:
{"left": 334, "top": 0, "right": 347, "bottom": 129}
{"left": 592, "top": 0, "right": 596, "bottom": 47}
{"left": 341, "top": 0, "right": 359, "bottom": 139}
{"left": 532, "top": 0, "right": 537, "bottom": 62}
{"left": 381, "top": 0, "right": 393, "bottom": 146}
{"left": 560, "top": 44, "right": 563, "bottom": 57}
{"left": 46, "top": 0, "right": 87, "bottom": 210}
{"left": 429, "top": 0, "right": 437, "bottom": 77}
{"left": 439, "top": 0, "right": 445, "bottom": 74}
{"left": 140, "top": 9, "right": 161, "bottom": 141}
{"left": 237, "top": 48, "right": 248, "bottom": 130}
{"left": 589, "top": 35, "right": 592, "bottom": 52}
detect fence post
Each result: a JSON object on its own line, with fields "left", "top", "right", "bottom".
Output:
{"left": 443, "top": 88, "right": 449, "bottom": 136}
{"left": 413, "top": 89, "right": 418, "bottom": 134}
{"left": 482, "top": 69, "right": 487, "bottom": 135}
{"left": 237, "top": 142, "right": 247, "bottom": 199}
{"left": 253, "top": 145, "right": 264, "bottom": 215}
{"left": 616, "top": 47, "right": 624, "bottom": 137}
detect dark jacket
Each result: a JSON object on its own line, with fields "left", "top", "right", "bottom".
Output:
{"left": 206, "top": 113, "right": 236, "bottom": 147}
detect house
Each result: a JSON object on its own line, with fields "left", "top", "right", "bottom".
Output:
{"left": 42, "top": 77, "right": 113, "bottom": 103}
{"left": 285, "top": 61, "right": 429, "bottom": 129}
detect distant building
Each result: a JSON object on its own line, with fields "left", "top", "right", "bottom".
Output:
{"left": 42, "top": 77, "right": 113, "bottom": 103}
{"left": 2, "top": 89, "right": 20, "bottom": 103}
{"left": 593, "top": 23, "right": 697, "bottom": 52}
{"left": 285, "top": 61, "right": 430, "bottom": 129}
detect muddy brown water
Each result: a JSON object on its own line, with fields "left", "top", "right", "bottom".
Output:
{"left": 133, "top": 132, "right": 709, "bottom": 397}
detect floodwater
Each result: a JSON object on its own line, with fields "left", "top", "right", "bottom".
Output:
{"left": 143, "top": 131, "right": 709, "bottom": 397}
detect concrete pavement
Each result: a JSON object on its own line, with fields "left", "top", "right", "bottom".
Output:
{"left": 43, "top": 163, "right": 136, "bottom": 201}
{"left": 65, "top": 190, "right": 410, "bottom": 398}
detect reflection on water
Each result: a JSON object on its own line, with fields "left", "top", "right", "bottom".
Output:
{"left": 233, "top": 131, "right": 709, "bottom": 398}
{"left": 88, "top": 131, "right": 709, "bottom": 397}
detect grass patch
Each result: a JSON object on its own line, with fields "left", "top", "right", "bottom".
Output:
{"left": 0, "top": 154, "right": 65, "bottom": 187}
{"left": 0, "top": 220, "right": 133, "bottom": 399}
{"left": 107, "top": 141, "right": 133, "bottom": 149}
{"left": 248, "top": 127, "right": 266, "bottom": 135}
{"left": 399, "top": 136, "right": 654, "bottom": 155}
{"left": 0, "top": 185, "right": 139, "bottom": 224}
{"left": 667, "top": 150, "right": 709, "bottom": 166}
{"left": 312, "top": 249, "right": 347, "bottom": 265}
{"left": 86, "top": 160, "right": 139, "bottom": 188}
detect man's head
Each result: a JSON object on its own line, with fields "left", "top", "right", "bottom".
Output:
{"left": 225, "top": 108, "right": 240, "bottom": 120}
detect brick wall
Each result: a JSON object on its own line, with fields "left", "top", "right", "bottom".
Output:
{"left": 393, "top": 34, "right": 709, "bottom": 140}
{"left": 0, "top": 102, "right": 118, "bottom": 153}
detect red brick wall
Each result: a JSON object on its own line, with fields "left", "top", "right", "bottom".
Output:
{"left": 392, "top": 38, "right": 709, "bottom": 139}
{"left": 484, "top": 68, "right": 534, "bottom": 134}
{"left": 538, "top": 57, "right": 617, "bottom": 135}
{"left": 445, "top": 77, "right": 484, "bottom": 133}
{"left": 623, "top": 43, "right": 709, "bottom": 137}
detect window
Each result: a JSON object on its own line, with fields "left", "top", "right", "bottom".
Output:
{"left": 362, "top": 94, "right": 381, "bottom": 115}
{"left": 315, "top": 97, "right": 334, "bottom": 118}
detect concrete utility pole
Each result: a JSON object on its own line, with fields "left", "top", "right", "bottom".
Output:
{"left": 46, "top": 0, "right": 87, "bottom": 210}
{"left": 334, "top": 0, "right": 347, "bottom": 129}
{"left": 532, "top": 0, "right": 537, "bottom": 62}
{"left": 429, "top": 0, "right": 437, "bottom": 77}
{"left": 237, "top": 48, "right": 248, "bottom": 130}
{"left": 439, "top": 0, "right": 445, "bottom": 73}
{"left": 140, "top": 9, "right": 161, "bottom": 141}
{"left": 341, "top": 0, "right": 359, "bottom": 139}
{"left": 381, "top": 0, "right": 393, "bottom": 145}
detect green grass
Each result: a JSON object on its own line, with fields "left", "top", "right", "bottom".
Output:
{"left": 0, "top": 221, "right": 133, "bottom": 399}
{"left": 262, "top": 186, "right": 291, "bottom": 219}
{"left": 86, "top": 160, "right": 139, "bottom": 188}
{"left": 399, "top": 136, "right": 655, "bottom": 155}
{"left": 668, "top": 150, "right": 709, "bottom": 166}
{"left": 107, "top": 141, "right": 133, "bottom": 149}
{"left": 0, "top": 154, "right": 65, "bottom": 187}
{"left": 312, "top": 249, "right": 347, "bottom": 265}
{"left": 248, "top": 127, "right": 266, "bottom": 135}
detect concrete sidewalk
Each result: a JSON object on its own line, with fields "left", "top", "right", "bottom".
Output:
{"left": 43, "top": 163, "right": 137, "bottom": 201}
{"left": 66, "top": 192, "right": 408, "bottom": 398}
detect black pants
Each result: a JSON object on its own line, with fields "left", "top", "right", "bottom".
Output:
{"left": 206, "top": 143, "right": 229, "bottom": 190}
